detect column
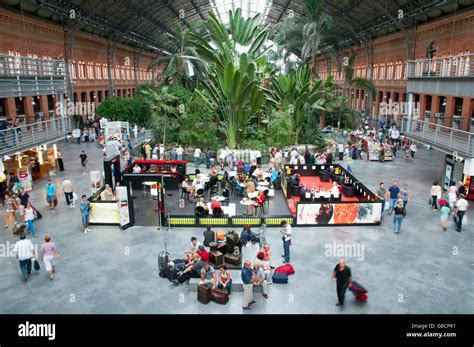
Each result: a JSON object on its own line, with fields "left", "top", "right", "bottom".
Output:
{"left": 460, "top": 97, "right": 473, "bottom": 131}
{"left": 4, "top": 97, "right": 17, "bottom": 118}
{"left": 430, "top": 95, "right": 439, "bottom": 126}
{"left": 374, "top": 91, "right": 380, "bottom": 117}
{"left": 24, "top": 96, "right": 35, "bottom": 124}
{"left": 443, "top": 96, "right": 455, "bottom": 128}
{"left": 39, "top": 95, "right": 49, "bottom": 121}
{"left": 85, "top": 90, "right": 91, "bottom": 117}
{"left": 406, "top": 92, "right": 414, "bottom": 133}
{"left": 419, "top": 93, "right": 427, "bottom": 120}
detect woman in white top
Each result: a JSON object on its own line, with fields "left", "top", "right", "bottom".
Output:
{"left": 217, "top": 265, "right": 232, "bottom": 296}
{"left": 330, "top": 182, "right": 340, "bottom": 199}
{"left": 23, "top": 201, "right": 37, "bottom": 238}
{"left": 430, "top": 181, "right": 442, "bottom": 211}
{"left": 132, "top": 164, "right": 142, "bottom": 173}
{"left": 447, "top": 184, "right": 458, "bottom": 208}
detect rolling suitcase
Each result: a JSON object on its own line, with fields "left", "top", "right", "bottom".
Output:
{"left": 211, "top": 288, "right": 229, "bottom": 305}
{"left": 272, "top": 273, "right": 289, "bottom": 284}
{"left": 209, "top": 251, "right": 224, "bottom": 267}
{"left": 224, "top": 254, "right": 241, "bottom": 266}
{"left": 13, "top": 222, "right": 27, "bottom": 234}
{"left": 197, "top": 283, "right": 212, "bottom": 304}
{"left": 274, "top": 263, "right": 295, "bottom": 275}
{"left": 158, "top": 242, "right": 170, "bottom": 273}
{"left": 349, "top": 281, "right": 368, "bottom": 302}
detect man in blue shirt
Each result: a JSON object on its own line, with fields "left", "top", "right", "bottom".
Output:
{"left": 45, "top": 179, "right": 56, "bottom": 211}
{"left": 388, "top": 180, "right": 400, "bottom": 215}
{"left": 80, "top": 194, "right": 91, "bottom": 234}
{"left": 240, "top": 225, "right": 259, "bottom": 246}
{"left": 242, "top": 260, "right": 255, "bottom": 310}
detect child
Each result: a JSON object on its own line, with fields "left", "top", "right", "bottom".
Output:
{"left": 439, "top": 199, "right": 450, "bottom": 231}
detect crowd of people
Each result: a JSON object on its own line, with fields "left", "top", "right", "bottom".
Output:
{"left": 0, "top": 116, "right": 23, "bottom": 149}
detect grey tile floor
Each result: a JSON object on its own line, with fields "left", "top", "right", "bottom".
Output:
{"left": 0, "top": 140, "right": 472, "bottom": 314}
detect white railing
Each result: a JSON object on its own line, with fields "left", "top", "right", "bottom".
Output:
{"left": 0, "top": 116, "right": 72, "bottom": 155}
{"left": 400, "top": 116, "right": 473, "bottom": 156}
{"left": 407, "top": 53, "right": 474, "bottom": 78}
{"left": 0, "top": 54, "right": 66, "bottom": 78}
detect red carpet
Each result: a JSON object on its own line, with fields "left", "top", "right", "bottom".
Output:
{"left": 287, "top": 176, "right": 363, "bottom": 217}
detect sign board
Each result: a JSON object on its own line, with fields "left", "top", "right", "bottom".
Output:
{"left": 17, "top": 166, "right": 33, "bottom": 192}
{"left": 116, "top": 186, "right": 131, "bottom": 228}
{"left": 90, "top": 171, "right": 101, "bottom": 195}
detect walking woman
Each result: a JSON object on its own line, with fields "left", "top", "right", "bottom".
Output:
{"left": 430, "top": 181, "right": 442, "bottom": 212}
{"left": 439, "top": 200, "right": 450, "bottom": 231}
{"left": 23, "top": 201, "right": 37, "bottom": 238}
{"left": 41, "top": 234, "right": 60, "bottom": 280}
{"left": 400, "top": 183, "right": 410, "bottom": 210}
{"left": 4, "top": 193, "right": 17, "bottom": 229}
{"left": 393, "top": 199, "right": 406, "bottom": 233}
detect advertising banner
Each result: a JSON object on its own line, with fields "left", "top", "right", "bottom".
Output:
{"left": 17, "top": 167, "right": 33, "bottom": 192}
{"left": 89, "top": 203, "right": 120, "bottom": 224}
{"left": 116, "top": 186, "right": 130, "bottom": 227}
{"left": 90, "top": 171, "right": 101, "bottom": 195}
{"left": 105, "top": 121, "right": 130, "bottom": 143}
{"left": 296, "top": 202, "right": 382, "bottom": 225}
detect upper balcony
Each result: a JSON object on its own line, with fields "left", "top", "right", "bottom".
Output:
{"left": 407, "top": 54, "right": 474, "bottom": 79}
{"left": 0, "top": 54, "right": 67, "bottom": 98}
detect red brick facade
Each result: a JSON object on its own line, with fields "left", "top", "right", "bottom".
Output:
{"left": 0, "top": 7, "right": 161, "bottom": 122}
{"left": 317, "top": 7, "right": 474, "bottom": 131}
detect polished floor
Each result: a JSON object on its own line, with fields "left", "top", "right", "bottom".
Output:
{"left": 0, "top": 140, "right": 472, "bottom": 314}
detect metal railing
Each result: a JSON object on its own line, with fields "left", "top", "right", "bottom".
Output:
{"left": 0, "top": 116, "right": 72, "bottom": 156}
{"left": 0, "top": 54, "right": 67, "bottom": 97}
{"left": 407, "top": 53, "right": 474, "bottom": 78}
{"left": 400, "top": 116, "right": 474, "bottom": 157}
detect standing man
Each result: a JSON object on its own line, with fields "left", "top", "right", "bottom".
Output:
{"left": 80, "top": 195, "right": 91, "bottom": 234}
{"left": 242, "top": 260, "right": 255, "bottom": 310}
{"left": 388, "top": 180, "right": 400, "bottom": 215}
{"left": 62, "top": 176, "right": 74, "bottom": 207}
{"left": 194, "top": 146, "right": 201, "bottom": 168}
{"left": 170, "top": 145, "right": 177, "bottom": 161}
{"left": 176, "top": 145, "right": 184, "bottom": 161}
{"left": 79, "top": 150, "right": 88, "bottom": 174}
{"left": 45, "top": 179, "right": 56, "bottom": 212}
{"left": 375, "top": 182, "right": 387, "bottom": 218}
{"left": 454, "top": 194, "right": 468, "bottom": 232}
{"left": 337, "top": 142, "right": 344, "bottom": 161}
{"left": 13, "top": 232, "right": 35, "bottom": 282}
{"left": 205, "top": 148, "right": 212, "bottom": 169}
{"left": 18, "top": 187, "right": 30, "bottom": 218}
{"left": 280, "top": 220, "right": 292, "bottom": 264}
{"left": 159, "top": 144, "right": 165, "bottom": 160}
{"left": 332, "top": 258, "right": 352, "bottom": 307}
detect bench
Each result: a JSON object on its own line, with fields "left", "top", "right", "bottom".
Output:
{"left": 188, "top": 270, "right": 265, "bottom": 292}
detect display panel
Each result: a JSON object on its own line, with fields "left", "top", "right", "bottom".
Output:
{"left": 296, "top": 202, "right": 382, "bottom": 225}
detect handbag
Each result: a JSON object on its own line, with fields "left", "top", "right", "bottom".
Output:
{"left": 428, "top": 197, "right": 432, "bottom": 206}
{"left": 33, "top": 207, "right": 42, "bottom": 220}
{"left": 33, "top": 258, "right": 40, "bottom": 271}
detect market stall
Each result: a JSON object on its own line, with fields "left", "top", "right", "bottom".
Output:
{"left": 367, "top": 140, "right": 393, "bottom": 161}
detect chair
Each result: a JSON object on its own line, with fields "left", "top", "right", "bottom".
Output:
{"left": 320, "top": 171, "right": 331, "bottom": 182}
{"left": 254, "top": 196, "right": 265, "bottom": 216}
{"left": 195, "top": 188, "right": 205, "bottom": 198}
{"left": 212, "top": 207, "right": 224, "bottom": 217}
{"left": 263, "top": 189, "right": 270, "bottom": 208}
{"left": 221, "top": 189, "right": 230, "bottom": 206}
{"left": 342, "top": 185, "right": 355, "bottom": 197}
{"left": 209, "top": 184, "right": 219, "bottom": 198}
{"left": 195, "top": 206, "right": 208, "bottom": 217}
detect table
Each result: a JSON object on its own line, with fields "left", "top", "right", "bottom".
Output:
{"left": 239, "top": 199, "right": 255, "bottom": 206}
{"left": 258, "top": 186, "right": 269, "bottom": 192}
{"left": 211, "top": 196, "right": 226, "bottom": 202}
{"left": 207, "top": 202, "right": 236, "bottom": 216}
{"left": 143, "top": 181, "right": 157, "bottom": 186}
{"left": 258, "top": 181, "right": 270, "bottom": 186}
{"left": 247, "top": 191, "right": 258, "bottom": 199}
{"left": 313, "top": 191, "right": 331, "bottom": 199}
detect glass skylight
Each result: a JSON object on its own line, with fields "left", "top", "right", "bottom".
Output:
{"left": 209, "top": 0, "right": 273, "bottom": 26}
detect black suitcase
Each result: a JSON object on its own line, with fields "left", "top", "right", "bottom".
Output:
{"left": 211, "top": 288, "right": 229, "bottom": 305}
{"left": 209, "top": 251, "right": 224, "bottom": 267}
{"left": 209, "top": 242, "right": 218, "bottom": 252}
{"left": 216, "top": 242, "right": 227, "bottom": 255}
{"left": 165, "top": 267, "right": 180, "bottom": 282}
{"left": 198, "top": 283, "right": 212, "bottom": 304}
{"left": 158, "top": 242, "right": 169, "bottom": 272}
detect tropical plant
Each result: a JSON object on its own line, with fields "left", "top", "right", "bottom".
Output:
{"left": 96, "top": 96, "right": 152, "bottom": 126}
{"left": 148, "top": 23, "right": 206, "bottom": 88}
{"left": 140, "top": 86, "right": 179, "bottom": 146}
{"left": 189, "top": 9, "right": 269, "bottom": 148}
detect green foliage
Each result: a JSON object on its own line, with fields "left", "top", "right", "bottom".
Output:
{"left": 96, "top": 96, "right": 152, "bottom": 126}
{"left": 266, "top": 111, "right": 295, "bottom": 148}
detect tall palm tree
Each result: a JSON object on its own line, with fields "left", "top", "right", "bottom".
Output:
{"left": 148, "top": 24, "right": 206, "bottom": 87}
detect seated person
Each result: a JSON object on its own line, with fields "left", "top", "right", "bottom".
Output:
{"left": 330, "top": 181, "right": 340, "bottom": 199}
{"left": 254, "top": 252, "right": 272, "bottom": 280}
{"left": 290, "top": 173, "right": 300, "bottom": 187}
{"left": 299, "top": 184, "right": 310, "bottom": 201}
{"left": 173, "top": 254, "right": 203, "bottom": 285}
{"left": 181, "top": 176, "right": 193, "bottom": 199}
{"left": 132, "top": 164, "right": 142, "bottom": 173}
{"left": 217, "top": 265, "right": 232, "bottom": 297}
{"left": 244, "top": 191, "right": 265, "bottom": 215}
{"left": 195, "top": 197, "right": 209, "bottom": 215}
{"left": 252, "top": 265, "right": 268, "bottom": 299}
{"left": 202, "top": 226, "right": 215, "bottom": 247}
{"left": 210, "top": 198, "right": 222, "bottom": 211}
{"left": 252, "top": 165, "right": 263, "bottom": 179}
{"left": 197, "top": 245, "right": 210, "bottom": 262}
{"left": 192, "top": 175, "right": 204, "bottom": 191}
{"left": 240, "top": 225, "right": 259, "bottom": 245}
{"left": 245, "top": 181, "right": 256, "bottom": 198}
{"left": 186, "top": 236, "right": 202, "bottom": 255}
{"left": 257, "top": 244, "right": 273, "bottom": 268}
{"left": 199, "top": 262, "right": 216, "bottom": 287}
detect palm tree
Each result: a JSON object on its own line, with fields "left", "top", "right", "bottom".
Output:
{"left": 148, "top": 24, "right": 206, "bottom": 87}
